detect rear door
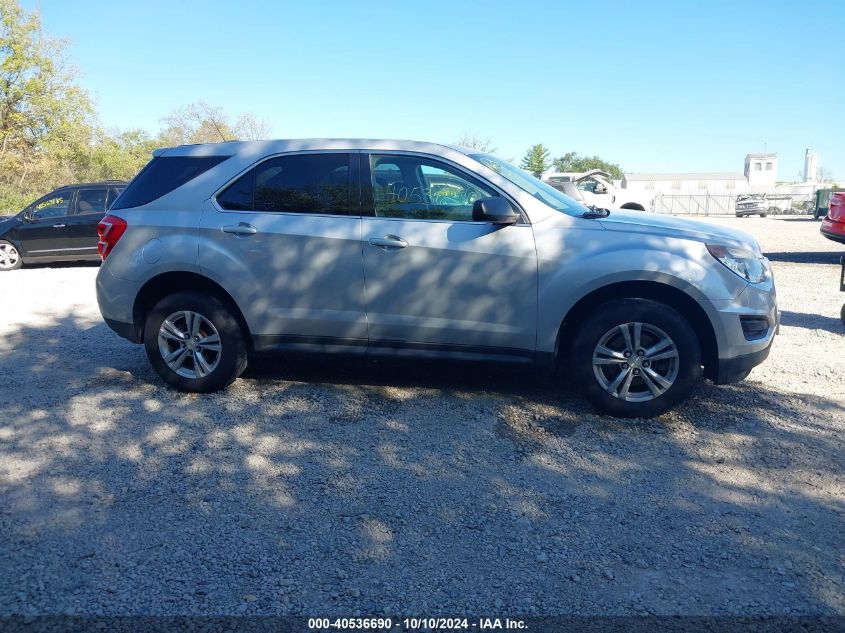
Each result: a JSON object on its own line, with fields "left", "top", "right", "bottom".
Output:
{"left": 360, "top": 152, "right": 537, "bottom": 358}
{"left": 69, "top": 187, "right": 111, "bottom": 254}
{"left": 199, "top": 152, "right": 367, "bottom": 351}
{"left": 16, "top": 190, "right": 76, "bottom": 257}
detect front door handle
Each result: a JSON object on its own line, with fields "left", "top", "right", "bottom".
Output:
{"left": 52, "top": 223, "right": 67, "bottom": 228}
{"left": 222, "top": 223, "right": 258, "bottom": 235}
{"left": 368, "top": 235, "right": 408, "bottom": 250}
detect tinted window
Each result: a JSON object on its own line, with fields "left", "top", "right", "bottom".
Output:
{"left": 218, "top": 153, "right": 351, "bottom": 215}
{"left": 112, "top": 156, "right": 228, "bottom": 210}
{"left": 106, "top": 188, "right": 123, "bottom": 210}
{"left": 371, "top": 154, "right": 494, "bottom": 221}
{"left": 217, "top": 169, "right": 254, "bottom": 211}
{"left": 30, "top": 192, "right": 71, "bottom": 219}
{"left": 75, "top": 188, "right": 109, "bottom": 215}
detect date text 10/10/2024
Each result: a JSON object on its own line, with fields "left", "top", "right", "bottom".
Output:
{"left": 307, "top": 618, "right": 528, "bottom": 630}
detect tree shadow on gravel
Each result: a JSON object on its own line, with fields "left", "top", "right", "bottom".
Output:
{"left": 1, "top": 314, "right": 844, "bottom": 618}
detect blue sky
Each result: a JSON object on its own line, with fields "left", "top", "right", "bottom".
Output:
{"left": 23, "top": 0, "right": 845, "bottom": 179}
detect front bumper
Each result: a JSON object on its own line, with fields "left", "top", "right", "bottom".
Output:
{"left": 735, "top": 208, "right": 766, "bottom": 216}
{"left": 711, "top": 336, "right": 774, "bottom": 384}
{"left": 705, "top": 262, "right": 778, "bottom": 382}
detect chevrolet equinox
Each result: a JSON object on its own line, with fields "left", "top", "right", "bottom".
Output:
{"left": 95, "top": 139, "right": 777, "bottom": 417}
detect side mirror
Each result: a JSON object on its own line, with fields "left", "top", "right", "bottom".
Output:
{"left": 472, "top": 197, "right": 519, "bottom": 224}
{"left": 594, "top": 183, "right": 608, "bottom": 195}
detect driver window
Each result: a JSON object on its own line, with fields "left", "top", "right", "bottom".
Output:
{"left": 371, "top": 155, "right": 495, "bottom": 221}
{"left": 31, "top": 193, "right": 71, "bottom": 220}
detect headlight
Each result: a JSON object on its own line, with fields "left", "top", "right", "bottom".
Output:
{"left": 706, "top": 244, "right": 767, "bottom": 283}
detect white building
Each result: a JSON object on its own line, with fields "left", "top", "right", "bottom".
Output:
{"left": 620, "top": 152, "right": 782, "bottom": 197}
{"left": 744, "top": 153, "right": 778, "bottom": 191}
{"left": 622, "top": 171, "right": 749, "bottom": 195}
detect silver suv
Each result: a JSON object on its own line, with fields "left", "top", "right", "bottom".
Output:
{"left": 96, "top": 139, "right": 777, "bottom": 417}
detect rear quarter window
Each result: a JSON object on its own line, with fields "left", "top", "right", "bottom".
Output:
{"left": 217, "top": 153, "right": 352, "bottom": 215}
{"left": 112, "top": 156, "right": 228, "bottom": 210}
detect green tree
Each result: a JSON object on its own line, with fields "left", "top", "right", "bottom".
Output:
{"left": 552, "top": 151, "right": 624, "bottom": 180}
{"left": 520, "top": 144, "right": 551, "bottom": 178}
{"left": 0, "top": 0, "right": 97, "bottom": 209}
{"left": 0, "top": 1, "right": 275, "bottom": 214}
{"left": 158, "top": 102, "right": 272, "bottom": 146}
{"left": 159, "top": 102, "right": 234, "bottom": 145}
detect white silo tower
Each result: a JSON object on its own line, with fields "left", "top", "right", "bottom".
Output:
{"left": 804, "top": 149, "right": 818, "bottom": 183}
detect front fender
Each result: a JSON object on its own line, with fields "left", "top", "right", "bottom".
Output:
{"left": 534, "top": 229, "right": 745, "bottom": 353}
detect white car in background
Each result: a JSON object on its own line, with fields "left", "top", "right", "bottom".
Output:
{"left": 544, "top": 169, "right": 648, "bottom": 211}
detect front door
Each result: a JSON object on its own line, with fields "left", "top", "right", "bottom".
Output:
{"left": 360, "top": 153, "right": 537, "bottom": 359}
{"left": 17, "top": 190, "right": 75, "bottom": 257}
{"left": 199, "top": 152, "right": 367, "bottom": 352}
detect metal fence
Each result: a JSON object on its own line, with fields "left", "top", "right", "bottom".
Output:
{"left": 651, "top": 192, "right": 814, "bottom": 216}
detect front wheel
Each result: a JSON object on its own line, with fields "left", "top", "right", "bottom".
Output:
{"left": 143, "top": 291, "right": 248, "bottom": 392}
{"left": 0, "top": 240, "right": 22, "bottom": 271}
{"left": 569, "top": 299, "right": 702, "bottom": 418}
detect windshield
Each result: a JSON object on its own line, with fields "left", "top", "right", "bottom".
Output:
{"left": 467, "top": 152, "right": 590, "bottom": 216}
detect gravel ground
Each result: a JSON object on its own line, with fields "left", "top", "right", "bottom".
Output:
{"left": 0, "top": 216, "right": 843, "bottom": 617}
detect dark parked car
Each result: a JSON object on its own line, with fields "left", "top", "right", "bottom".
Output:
{"left": 0, "top": 181, "right": 126, "bottom": 271}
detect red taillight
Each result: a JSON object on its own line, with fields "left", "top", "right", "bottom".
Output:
{"left": 829, "top": 193, "right": 845, "bottom": 222}
{"left": 97, "top": 214, "right": 127, "bottom": 260}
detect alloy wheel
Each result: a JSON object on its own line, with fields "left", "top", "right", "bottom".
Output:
{"left": 157, "top": 310, "right": 222, "bottom": 379}
{"left": 591, "top": 322, "right": 679, "bottom": 402}
{"left": 0, "top": 243, "right": 20, "bottom": 270}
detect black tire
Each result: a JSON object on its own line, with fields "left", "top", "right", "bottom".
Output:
{"left": 841, "top": 303, "right": 845, "bottom": 326}
{"left": 143, "top": 291, "right": 248, "bottom": 392}
{"left": 0, "top": 240, "right": 22, "bottom": 271}
{"left": 569, "top": 299, "right": 702, "bottom": 418}
{"left": 760, "top": 213, "right": 768, "bottom": 218}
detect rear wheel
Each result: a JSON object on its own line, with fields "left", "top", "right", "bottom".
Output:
{"left": 569, "top": 299, "right": 702, "bottom": 418}
{"left": 143, "top": 291, "right": 248, "bottom": 392}
{"left": 0, "top": 240, "right": 22, "bottom": 271}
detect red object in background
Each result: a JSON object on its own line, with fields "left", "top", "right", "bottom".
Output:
{"left": 821, "top": 192, "right": 845, "bottom": 245}
{"left": 96, "top": 215, "right": 128, "bottom": 260}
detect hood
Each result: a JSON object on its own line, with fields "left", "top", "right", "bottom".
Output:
{"left": 573, "top": 169, "right": 612, "bottom": 184}
{"left": 598, "top": 210, "right": 761, "bottom": 254}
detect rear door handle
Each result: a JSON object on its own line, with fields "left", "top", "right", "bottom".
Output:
{"left": 52, "top": 223, "right": 67, "bottom": 228}
{"left": 222, "top": 223, "right": 257, "bottom": 235}
{"left": 368, "top": 235, "right": 408, "bottom": 250}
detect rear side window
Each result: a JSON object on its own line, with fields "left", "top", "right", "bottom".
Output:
{"left": 75, "top": 188, "right": 109, "bottom": 215}
{"left": 106, "top": 188, "right": 123, "bottom": 210}
{"left": 217, "top": 153, "right": 351, "bottom": 215}
{"left": 112, "top": 156, "right": 228, "bottom": 210}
